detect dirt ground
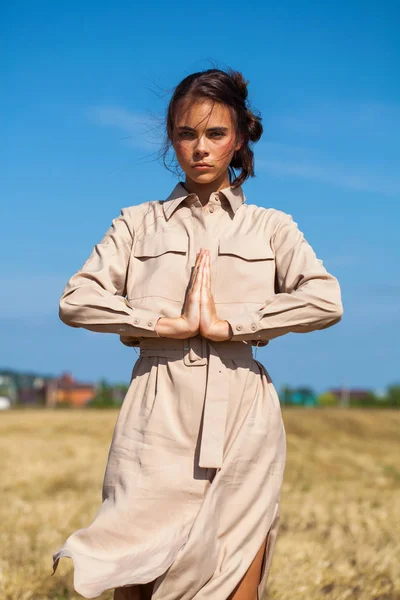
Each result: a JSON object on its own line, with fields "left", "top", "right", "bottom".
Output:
{"left": 0, "top": 408, "right": 399, "bottom": 600}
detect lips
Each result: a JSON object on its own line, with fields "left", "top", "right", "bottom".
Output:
{"left": 193, "top": 164, "right": 212, "bottom": 168}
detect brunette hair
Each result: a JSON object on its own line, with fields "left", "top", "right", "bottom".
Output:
{"left": 160, "top": 67, "right": 263, "bottom": 188}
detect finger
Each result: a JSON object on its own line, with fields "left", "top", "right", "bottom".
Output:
{"left": 189, "top": 264, "right": 198, "bottom": 291}
{"left": 193, "top": 252, "right": 206, "bottom": 292}
{"left": 205, "top": 252, "right": 211, "bottom": 291}
{"left": 190, "top": 251, "right": 203, "bottom": 289}
{"left": 196, "top": 254, "right": 205, "bottom": 295}
{"left": 200, "top": 251, "right": 210, "bottom": 290}
{"left": 198, "top": 254, "right": 204, "bottom": 289}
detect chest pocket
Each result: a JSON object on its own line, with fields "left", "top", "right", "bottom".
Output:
{"left": 129, "top": 230, "right": 189, "bottom": 301}
{"left": 215, "top": 237, "right": 275, "bottom": 303}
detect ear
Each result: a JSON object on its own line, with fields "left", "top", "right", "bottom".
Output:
{"left": 234, "top": 135, "right": 244, "bottom": 152}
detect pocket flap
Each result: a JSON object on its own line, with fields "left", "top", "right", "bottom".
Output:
{"left": 134, "top": 231, "right": 188, "bottom": 258}
{"left": 218, "top": 237, "right": 274, "bottom": 260}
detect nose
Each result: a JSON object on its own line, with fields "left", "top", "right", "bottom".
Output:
{"left": 194, "top": 135, "right": 209, "bottom": 157}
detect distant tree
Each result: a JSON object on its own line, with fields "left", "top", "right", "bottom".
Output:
{"left": 279, "top": 385, "right": 293, "bottom": 405}
{"left": 292, "top": 386, "right": 317, "bottom": 406}
{"left": 112, "top": 384, "right": 129, "bottom": 405}
{"left": 349, "top": 391, "right": 379, "bottom": 407}
{"left": 317, "top": 392, "right": 338, "bottom": 406}
{"left": 86, "top": 378, "right": 118, "bottom": 408}
{"left": 386, "top": 384, "right": 400, "bottom": 407}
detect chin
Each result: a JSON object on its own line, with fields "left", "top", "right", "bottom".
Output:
{"left": 187, "top": 172, "right": 219, "bottom": 184}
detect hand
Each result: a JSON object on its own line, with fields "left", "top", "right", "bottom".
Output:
{"left": 199, "top": 249, "right": 233, "bottom": 342}
{"left": 155, "top": 249, "right": 233, "bottom": 340}
{"left": 156, "top": 249, "right": 205, "bottom": 338}
{"left": 180, "top": 248, "right": 205, "bottom": 336}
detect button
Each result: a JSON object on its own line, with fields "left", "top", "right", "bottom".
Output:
{"left": 133, "top": 317, "right": 140, "bottom": 324}
{"left": 251, "top": 323, "right": 257, "bottom": 331}
{"left": 209, "top": 206, "right": 214, "bottom": 213}
{"left": 235, "top": 324, "right": 243, "bottom": 331}
{"left": 147, "top": 321, "right": 153, "bottom": 327}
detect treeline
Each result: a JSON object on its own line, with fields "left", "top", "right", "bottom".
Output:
{"left": 56, "top": 381, "right": 400, "bottom": 409}
{"left": 280, "top": 384, "right": 400, "bottom": 408}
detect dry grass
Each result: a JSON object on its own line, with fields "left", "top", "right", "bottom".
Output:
{"left": 0, "top": 408, "right": 399, "bottom": 600}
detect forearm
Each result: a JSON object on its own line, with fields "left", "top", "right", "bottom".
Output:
{"left": 59, "top": 290, "right": 161, "bottom": 338}
{"left": 227, "top": 276, "right": 343, "bottom": 342}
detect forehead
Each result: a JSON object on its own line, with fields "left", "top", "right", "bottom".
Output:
{"left": 174, "top": 97, "right": 234, "bottom": 128}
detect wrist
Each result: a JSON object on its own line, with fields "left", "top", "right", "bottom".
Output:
{"left": 154, "top": 316, "right": 177, "bottom": 338}
{"left": 226, "top": 320, "right": 233, "bottom": 341}
{"left": 155, "top": 316, "right": 198, "bottom": 339}
{"left": 205, "top": 319, "right": 233, "bottom": 342}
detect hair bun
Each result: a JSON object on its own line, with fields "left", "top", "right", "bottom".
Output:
{"left": 246, "top": 109, "right": 263, "bottom": 143}
{"left": 228, "top": 69, "right": 249, "bottom": 101}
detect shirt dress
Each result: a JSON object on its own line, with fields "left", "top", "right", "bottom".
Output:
{"left": 51, "top": 181, "right": 343, "bottom": 600}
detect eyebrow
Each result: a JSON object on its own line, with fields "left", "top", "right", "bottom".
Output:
{"left": 177, "top": 126, "right": 229, "bottom": 132}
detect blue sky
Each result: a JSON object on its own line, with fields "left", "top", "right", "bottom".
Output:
{"left": 1, "top": 1, "right": 399, "bottom": 394}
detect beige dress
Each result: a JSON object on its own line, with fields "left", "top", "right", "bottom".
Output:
{"left": 51, "top": 182, "right": 343, "bottom": 599}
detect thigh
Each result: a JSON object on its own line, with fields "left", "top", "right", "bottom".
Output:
{"left": 227, "top": 533, "right": 269, "bottom": 600}
{"left": 113, "top": 586, "right": 141, "bottom": 600}
{"left": 141, "top": 580, "right": 156, "bottom": 600}
{"left": 113, "top": 582, "right": 155, "bottom": 600}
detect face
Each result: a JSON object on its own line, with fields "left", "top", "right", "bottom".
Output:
{"left": 171, "top": 97, "right": 242, "bottom": 187}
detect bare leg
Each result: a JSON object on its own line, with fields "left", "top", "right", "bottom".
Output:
{"left": 227, "top": 533, "right": 269, "bottom": 600}
{"left": 112, "top": 533, "right": 267, "bottom": 600}
{"left": 141, "top": 579, "right": 156, "bottom": 600}
{"left": 113, "top": 579, "right": 156, "bottom": 600}
{"left": 113, "top": 585, "right": 141, "bottom": 600}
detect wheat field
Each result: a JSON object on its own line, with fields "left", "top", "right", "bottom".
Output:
{"left": 1, "top": 408, "right": 399, "bottom": 600}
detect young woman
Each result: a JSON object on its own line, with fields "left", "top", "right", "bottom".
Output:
{"left": 51, "top": 68, "right": 343, "bottom": 600}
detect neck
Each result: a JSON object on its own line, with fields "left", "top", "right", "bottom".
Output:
{"left": 183, "top": 172, "right": 231, "bottom": 206}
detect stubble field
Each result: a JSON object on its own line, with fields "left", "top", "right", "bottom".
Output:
{"left": 0, "top": 408, "right": 399, "bottom": 600}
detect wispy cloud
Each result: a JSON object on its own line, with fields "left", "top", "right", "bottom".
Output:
{"left": 257, "top": 99, "right": 400, "bottom": 196}
{"left": 87, "top": 106, "right": 164, "bottom": 150}
{"left": 88, "top": 102, "right": 400, "bottom": 196}
{"left": 273, "top": 100, "right": 400, "bottom": 140}
{"left": 323, "top": 255, "right": 362, "bottom": 268}
{"left": 258, "top": 156, "right": 400, "bottom": 196}
{"left": 366, "top": 282, "right": 400, "bottom": 295}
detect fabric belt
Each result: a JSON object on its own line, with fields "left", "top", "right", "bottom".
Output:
{"left": 139, "top": 336, "right": 253, "bottom": 470}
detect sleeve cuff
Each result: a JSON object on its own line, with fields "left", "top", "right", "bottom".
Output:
{"left": 129, "top": 309, "right": 162, "bottom": 336}
{"left": 226, "top": 312, "right": 268, "bottom": 342}
{"left": 118, "top": 308, "right": 163, "bottom": 338}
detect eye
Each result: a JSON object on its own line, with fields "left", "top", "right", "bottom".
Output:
{"left": 210, "top": 131, "right": 224, "bottom": 138}
{"left": 178, "top": 131, "right": 193, "bottom": 138}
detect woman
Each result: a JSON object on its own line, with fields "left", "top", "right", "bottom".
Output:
{"left": 51, "top": 68, "right": 343, "bottom": 600}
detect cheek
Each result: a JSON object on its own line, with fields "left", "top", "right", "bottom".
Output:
{"left": 215, "top": 140, "right": 235, "bottom": 162}
{"left": 175, "top": 141, "right": 191, "bottom": 159}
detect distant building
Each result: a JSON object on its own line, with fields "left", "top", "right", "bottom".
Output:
{"left": 280, "top": 386, "right": 317, "bottom": 406}
{"left": 0, "top": 371, "right": 49, "bottom": 406}
{"left": 328, "top": 388, "right": 375, "bottom": 406}
{"left": 0, "top": 374, "right": 18, "bottom": 406}
{"left": 0, "top": 396, "right": 12, "bottom": 410}
{"left": 49, "top": 372, "right": 96, "bottom": 407}
{"left": 0, "top": 369, "right": 96, "bottom": 407}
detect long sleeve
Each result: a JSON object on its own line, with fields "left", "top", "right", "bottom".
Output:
{"left": 227, "top": 211, "right": 343, "bottom": 342}
{"left": 59, "top": 208, "right": 163, "bottom": 338}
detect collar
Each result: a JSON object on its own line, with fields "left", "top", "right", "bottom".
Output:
{"left": 162, "top": 181, "right": 246, "bottom": 220}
